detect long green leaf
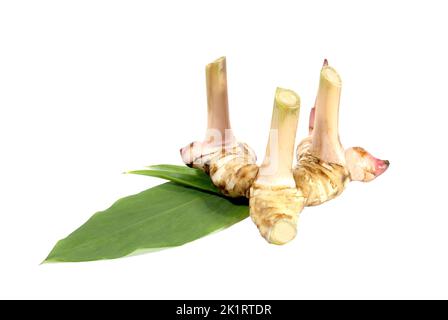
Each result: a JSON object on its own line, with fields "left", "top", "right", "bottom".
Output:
{"left": 45, "top": 182, "right": 248, "bottom": 263}
{"left": 127, "top": 164, "right": 219, "bottom": 194}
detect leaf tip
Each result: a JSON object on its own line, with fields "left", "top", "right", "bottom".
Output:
{"left": 40, "top": 255, "right": 55, "bottom": 265}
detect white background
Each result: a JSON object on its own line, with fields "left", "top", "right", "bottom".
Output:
{"left": 1, "top": 0, "right": 447, "bottom": 299}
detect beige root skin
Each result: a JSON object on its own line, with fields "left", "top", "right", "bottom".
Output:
{"left": 208, "top": 143, "right": 258, "bottom": 197}
{"left": 180, "top": 57, "right": 258, "bottom": 197}
{"left": 294, "top": 60, "right": 389, "bottom": 206}
{"left": 250, "top": 185, "right": 303, "bottom": 244}
{"left": 250, "top": 88, "right": 304, "bottom": 245}
{"left": 294, "top": 137, "right": 349, "bottom": 206}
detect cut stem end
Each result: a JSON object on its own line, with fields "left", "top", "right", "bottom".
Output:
{"left": 321, "top": 66, "right": 342, "bottom": 88}
{"left": 275, "top": 87, "right": 300, "bottom": 110}
{"left": 268, "top": 219, "right": 297, "bottom": 245}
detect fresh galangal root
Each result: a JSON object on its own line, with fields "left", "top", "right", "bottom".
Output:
{"left": 250, "top": 88, "right": 304, "bottom": 244}
{"left": 180, "top": 57, "right": 258, "bottom": 197}
{"left": 180, "top": 57, "right": 389, "bottom": 245}
{"left": 294, "top": 60, "right": 390, "bottom": 206}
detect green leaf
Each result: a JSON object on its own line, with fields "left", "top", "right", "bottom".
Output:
{"left": 127, "top": 164, "right": 219, "bottom": 194}
{"left": 45, "top": 182, "right": 248, "bottom": 263}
